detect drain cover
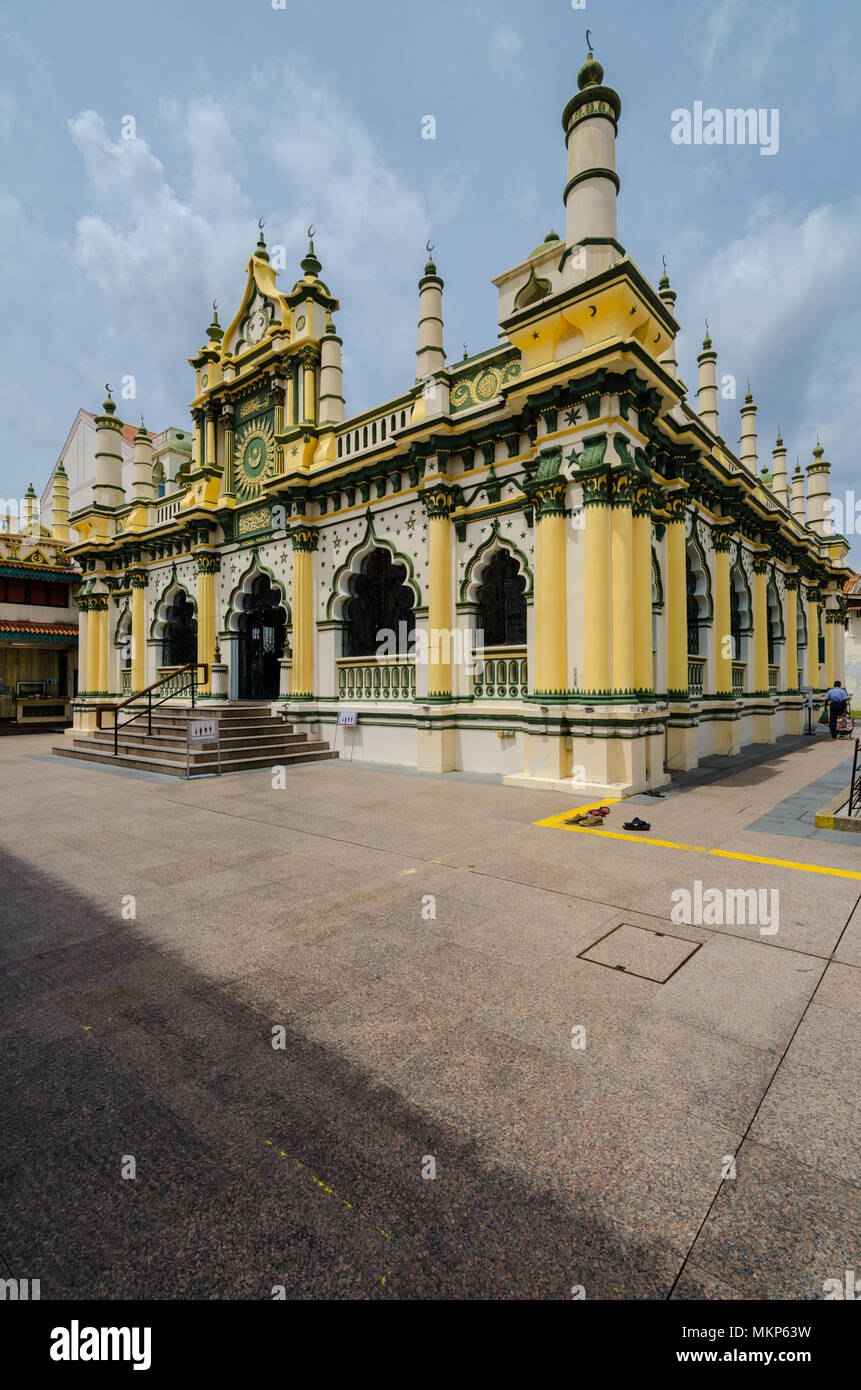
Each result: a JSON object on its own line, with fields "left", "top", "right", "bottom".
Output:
{"left": 579, "top": 924, "right": 701, "bottom": 983}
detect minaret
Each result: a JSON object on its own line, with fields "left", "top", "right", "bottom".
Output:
{"left": 416, "top": 247, "right": 446, "bottom": 382}
{"left": 23, "top": 482, "right": 38, "bottom": 534}
{"left": 791, "top": 460, "right": 806, "bottom": 521}
{"left": 562, "top": 44, "right": 623, "bottom": 276}
{"left": 132, "top": 420, "right": 156, "bottom": 503}
{"left": 697, "top": 326, "right": 719, "bottom": 435}
{"left": 93, "top": 388, "right": 125, "bottom": 510}
{"left": 806, "top": 441, "right": 832, "bottom": 535}
{"left": 318, "top": 314, "right": 345, "bottom": 425}
{"left": 771, "top": 433, "right": 789, "bottom": 507}
{"left": 52, "top": 464, "right": 70, "bottom": 541}
{"left": 658, "top": 263, "right": 678, "bottom": 379}
{"left": 739, "top": 384, "right": 758, "bottom": 475}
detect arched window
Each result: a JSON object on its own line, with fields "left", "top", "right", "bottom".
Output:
{"left": 338, "top": 438, "right": 343, "bottom": 458}
{"left": 476, "top": 550, "right": 527, "bottom": 648}
{"left": 381, "top": 419, "right": 387, "bottom": 440}
{"left": 162, "top": 590, "right": 197, "bottom": 667}
{"left": 343, "top": 549, "right": 415, "bottom": 657}
{"left": 363, "top": 426, "right": 368, "bottom": 448}
{"left": 731, "top": 585, "right": 743, "bottom": 662}
{"left": 152, "top": 461, "right": 166, "bottom": 498}
{"left": 686, "top": 554, "right": 701, "bottom": 655}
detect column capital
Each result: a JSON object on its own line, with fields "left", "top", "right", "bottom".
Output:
{"left": 712, "top": 524, "right": 735, "bottom": 554}
{"left": 129, "top": 569, "right": 148, "bottom": 589}
{"left": 196, "top": 552, "right": 221, "bottom": 575}
{"left": 299, "top": 345, "right": 320, "bottom": 370}
{"left": 421, "top": 485, "right": 452, "bottom": 520}
{"left": 664, "top": 491, "right": 687, "bottom": 524}
{"left": 751, "top": 554, "right": 769, "bottom": 576}
{"left": 291, "top": 524, "right": 319, "bottom": 552}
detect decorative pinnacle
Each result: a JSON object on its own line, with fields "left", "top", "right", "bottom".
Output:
{"left": 255, "top": 218, "right": 269, "bottom": 262}
{"left": 424, "top": 239, "right": 436, "bottom": 275}
{"left": 702, "top": 319, "right": 712, "bottom": 350}
{"left": 463, "top": 342, "right": 469, "bottom": 360}
{"left": 659, "top": 254, "right": 670, "bottom": 290}
{"left": 102, "top": 384, "right": 116, "bottom": 415}
{"left": 578, "top": 32, "right": 604, "bottom": 89}
{"left": 301, "top": 230, "right": 322, "bottom": 277}
{"left": 745, "top": 378, "right": 754, "bottom": 404}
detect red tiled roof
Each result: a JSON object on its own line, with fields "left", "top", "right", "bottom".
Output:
{"left": 0, "top": 621, "right": 78, "bottom": 636}
{"left": 83, "top": 410, "right": 154, "bottom": 447}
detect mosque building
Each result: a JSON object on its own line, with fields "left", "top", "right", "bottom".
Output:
{"left": 57, "top": 49, "right": 851, "bottom": 793}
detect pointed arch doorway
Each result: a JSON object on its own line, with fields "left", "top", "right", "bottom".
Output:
{"left": 238, "top": 574, "right": 287, "bottom": 700}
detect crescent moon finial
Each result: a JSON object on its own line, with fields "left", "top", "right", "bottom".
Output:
{"left": 212, "top": 298, "right": 217, "bottom": 314}
{"left": 586, "top": 28, "right": 593, "bottom": 53}
{"left": 307, "top": 223, "right": 315, "bottom": 239}
{"left": 705, "top": 318, "right": 710, "bottom": 337}
{"left": 662, "top": 254, "right": 667, "bottom": 273}
{"left": 426, "top": 240, "right": 435, "bottom": 256}
{"left": 258, "top": 217, "right": 264, "bottom": 231}
{"left": 105, "top": 382, "right": 112, "bottom": 394}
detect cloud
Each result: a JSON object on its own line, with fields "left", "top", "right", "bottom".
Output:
{"left": 490, "top": 24, "right": 523, "bottom": 73}
{"left": 64, "top": 66, "right": 453, "bottom": 423}
{"left": 702, "top": 0, "right": 800, "bottom": 81}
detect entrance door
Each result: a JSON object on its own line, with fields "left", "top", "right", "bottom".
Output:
{"left": 238, "top": 575, "right": 286, "bottom": 700}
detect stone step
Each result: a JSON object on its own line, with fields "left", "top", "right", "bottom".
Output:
{"left": 54, "top": 743, "right": 338, "bottom": 777}
{"left": 85, "top": 728, "right": 306, "bottom": 753}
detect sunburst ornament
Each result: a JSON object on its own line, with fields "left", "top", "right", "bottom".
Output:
{"left": 235, "top": 416, "right": 276, "bottom": 499}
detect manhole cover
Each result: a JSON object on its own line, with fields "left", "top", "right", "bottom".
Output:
{"left": 579, "top": 924, "right": 701, "bottom": 983}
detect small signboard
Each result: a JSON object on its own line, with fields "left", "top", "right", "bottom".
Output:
{"left": 188, "top": 717, "right": 219, "bottom": 743}
{"left": 187, "top": 716, "right": 220, "bottom": 776}
{"left": 338, "top": 710, "right": 358, "bottom": 727}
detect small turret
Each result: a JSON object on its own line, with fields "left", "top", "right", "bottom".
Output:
{"left": 92, "top": 386, "right": 126, "bottom": 510}
{"left": 806, "top": 440, "right": 832, "bottom": 536}
{"left": 52, "top": 464, "right": 70, "bottom": 542}
{"left": 791, "top": 460, "right": 806, "bottom": 521}
{"left": 739, "top": 383, "right": 758, "bottom": 475}
{"left": 771, "top": 433, "right": 789, "bottom": 507}
{"left": 658, "top": 261, "right": 678, "bottom": 379}
{"left": 561, "top": 41, "right": 623, "bottom": 278}
{"left": 416, "top": 245, "right": 446, "bottom": 384}
{"left": 318, "top": 314, "right": 345, "bottom": 426}
{"left": 132, "top": 419, "right": 156, "bottom": 503}
{"left": 697, "top": 325, "right": 719, "bottom": 435}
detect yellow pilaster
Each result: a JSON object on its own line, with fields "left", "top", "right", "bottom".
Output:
{"left": 222, "top": 407, "right": 235, "bottom": 500}
{"left": 291, "top": 526, "right": 317, "bottom": 696}
{"left": 632, "top": 489, "right": 654, "bottom": 693}
{"left": 753, "top": 560, "right": 769, "bottom": 694}
{"left": 582, "top": 474, "right": 611, "bottom": 695}
{"left": 665, "top": 498, "right": 688, "bottom": 697}
{"left": 713, "top": 539, "right": 732, "bottom": 695}
{"left": 825, "top": 609, "right": 838, "bottom": 687}
{"left": 610, "top": 478, "right": 634, "bottom": 693}
{"left": 205, "top": 410, "right": 216, "bottom": 469}
{"left": 130, "top": 574, "right": 146, "bottom": 693}
{"left": 196, "top": 554, "right": 219, "bottom": 693}
{"left": 77, "top": 601, "right": 89, "bottom": 695}
{"left": 85, "top": 600, "right": 100, "bottom": 696}
{"left": 96, "top": 595, "right": 109, "bottom": 695}
{"left": 193, "top": 408, "right": 204, "bottom": 469}
{"left": 426, "top": 488, "right": 453, "bottom": 697}
{"left": 784, "top": 580, "right": 798, "bottom": 691}
{"left": 806, "top": 593, "right": 820, "bottom": 689}
{"left": 301, "top": 347, "right": 318, "bottom": 426}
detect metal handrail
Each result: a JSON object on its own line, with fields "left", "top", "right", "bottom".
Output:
{"left": 96, "top": 663, "right": 209, "bottom": 755}
{"left": 848, "top": 738, "right": 861, "bottom": 818}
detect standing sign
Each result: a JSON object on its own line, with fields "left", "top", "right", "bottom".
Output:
{"left": 337, "top": 709, "right": 358, "bottom": 760}
{"left": 187, "top": 716, "right": 221, "bottom": 777}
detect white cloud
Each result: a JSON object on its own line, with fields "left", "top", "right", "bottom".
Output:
{"left": 491, "top": 24, "right": 523, "bottom": 73}
{"left": 64, "top": 66, "right": 455, "bottom": 423}
{"left": 702, "top": 0, "right": 799, "bottom": 81}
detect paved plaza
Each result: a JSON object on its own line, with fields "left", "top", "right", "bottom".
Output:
{"left": 1, "top": 731, "right": 859, "bottom": 1299}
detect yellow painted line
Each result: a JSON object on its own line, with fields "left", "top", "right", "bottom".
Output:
{"left": 536, "top": 815, "right": 861, "bottom": 881}
{"left": 264, "top": 1139, "right": 392, "bottom": 1241}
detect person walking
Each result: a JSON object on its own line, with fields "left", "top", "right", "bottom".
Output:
{"left": 824, "top": 680, "right": 849, "bottom": 740}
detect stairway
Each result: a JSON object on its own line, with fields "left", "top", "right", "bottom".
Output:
{"left": 53, "top": 703, "right": 337, "bottom": 778}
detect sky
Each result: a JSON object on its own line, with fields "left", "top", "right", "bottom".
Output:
{"left": 1, "top": 0, "right": 859, "bottom": 566}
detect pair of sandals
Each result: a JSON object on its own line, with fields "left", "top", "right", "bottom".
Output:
{"left": 623, "top": 816, "right": 651, "bottom": 832}
{"left": 565, "top": 806, "right": 612, "bottom": 828}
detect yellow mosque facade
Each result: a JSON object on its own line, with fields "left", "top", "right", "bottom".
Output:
{"left": 61, "top": 51, "right": 851, "bottom": 795}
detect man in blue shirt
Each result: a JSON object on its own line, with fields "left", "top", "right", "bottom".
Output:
{"left": 824, "top": 680, "right": 849, "bottom": 740}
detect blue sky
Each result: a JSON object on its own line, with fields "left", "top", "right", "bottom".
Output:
{"left": 1, "top": 0, "right": 859, "bottom": 564}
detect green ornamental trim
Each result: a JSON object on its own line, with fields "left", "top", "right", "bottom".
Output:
{"left": 459, "top": 521, "right": 534, "bottom": 602}
{"left": 325, "top": 515, "right": 423, "bottom": 619}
